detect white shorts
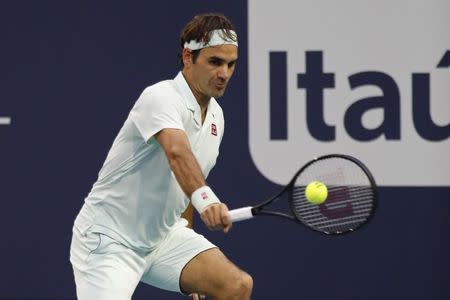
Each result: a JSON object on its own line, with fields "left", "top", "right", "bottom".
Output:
{"left": 70, "top": 221, "right": 216, "bottom": 300}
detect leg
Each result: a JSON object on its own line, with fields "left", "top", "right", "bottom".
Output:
{"left": 140, "top": 224, "right": 252, "bottom": 299}
{"left": 70, "top": 227, "right": 145, "bottom": 300}
{"left": 180, "top": 248, "right": 253, "bottom": 300}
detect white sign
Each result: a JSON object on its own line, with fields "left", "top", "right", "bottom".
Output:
{"left": 249, "top": 0, "right": 450, "bottom": 186}
{"left": 0, "top": 117, "right": 11, "bottom": 125}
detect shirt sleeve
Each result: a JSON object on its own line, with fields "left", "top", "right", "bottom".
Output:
{"left": 129, "top": 87, "right": 185, "bottom": 143}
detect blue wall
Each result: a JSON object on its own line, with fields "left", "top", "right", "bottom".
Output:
{"left": 0, "top": 1, "right": 449, "bottom": 299}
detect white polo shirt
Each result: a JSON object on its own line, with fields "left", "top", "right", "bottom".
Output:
{"left": 75, "top": 72, "right": 224, "bottom": 251}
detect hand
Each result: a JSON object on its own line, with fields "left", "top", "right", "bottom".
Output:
{"left": 200, "top": 203, "right": 232, "bottom": 233}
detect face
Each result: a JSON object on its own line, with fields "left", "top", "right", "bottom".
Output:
{"left": 183, "top": 44, "right": 238, "bottom": 101}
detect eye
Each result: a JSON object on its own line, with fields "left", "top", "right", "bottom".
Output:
{"left": 209, "top": 59, "right": 222, "bottom": 66}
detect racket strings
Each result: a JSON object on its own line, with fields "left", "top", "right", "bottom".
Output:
{"left": 290, "top": 157, "right": 376, "bottom": 234}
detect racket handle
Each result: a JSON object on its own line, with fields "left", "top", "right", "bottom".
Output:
{"left": 228, "top": 206, "right": 254, "bottom": 222}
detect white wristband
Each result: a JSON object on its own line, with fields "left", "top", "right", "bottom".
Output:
{"left": 191, "top": 186, "right": 221, "bottom": 213}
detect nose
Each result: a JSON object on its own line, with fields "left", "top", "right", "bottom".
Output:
{"left": 217, "top": 65, "right": 230, "bottom": 81}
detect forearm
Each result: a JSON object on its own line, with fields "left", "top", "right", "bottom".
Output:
{"left": 156, "top": 128, "right": 207, "bottom": 197}
{"left": 155, "top": 129, "right": 224, "bottom": 224}
{"left": 166, "top": 147, "right": 206, "bottom": 197}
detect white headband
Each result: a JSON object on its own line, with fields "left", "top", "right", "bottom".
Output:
{"left": 184, "top": 29, "right": 238, "bottom": 50}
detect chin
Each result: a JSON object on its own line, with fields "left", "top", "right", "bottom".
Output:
{"left": 213, "top": 90, "right": 225, "bottom": 98}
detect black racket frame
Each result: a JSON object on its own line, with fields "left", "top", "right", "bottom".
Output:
{"left": 250, "top": 154, "right": 378, "bottom": 235}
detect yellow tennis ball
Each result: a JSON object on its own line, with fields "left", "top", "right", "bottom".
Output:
{"left": 305, "top": 181, "right": 328, "bottom": 205}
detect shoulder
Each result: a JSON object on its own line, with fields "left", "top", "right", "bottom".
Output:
{"left": 136, "top": 79, "right": 186, "bottom": 111}
{"left": 141, "top": 80, "right": 182, "bottom": 103}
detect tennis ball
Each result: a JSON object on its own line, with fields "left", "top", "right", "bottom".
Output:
{"left": 305, "top": 181, "right": 328, "bottom": 205}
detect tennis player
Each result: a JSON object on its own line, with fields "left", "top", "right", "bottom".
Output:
{"left": 69, "top": 13, "right": 253, "bottom": 300}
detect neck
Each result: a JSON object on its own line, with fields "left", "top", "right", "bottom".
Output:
{"left": 182, "top": 70, "right": 209, "bottom": 109}
{"left": 195, "top": 94, "right": 210, "bottom": 111}
{"left": 182, "top": 70, "right": 209, "bottom": 123}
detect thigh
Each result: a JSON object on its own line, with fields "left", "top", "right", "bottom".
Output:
{"left": 179, "top": 247, "right": 245, "bottom": 296}
{"left": 70, "top": 228, "right": 145, "bottom": 300}
{"left": 140, "top": 226, "right": 216, "bottom": 294}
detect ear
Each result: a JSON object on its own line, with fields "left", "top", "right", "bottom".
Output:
{"left": 182, "top": 48, "right": 192, "bottom": 67}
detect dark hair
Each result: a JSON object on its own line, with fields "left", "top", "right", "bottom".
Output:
{"left": 178, "top": 13, "right": 236, "bottom": 67}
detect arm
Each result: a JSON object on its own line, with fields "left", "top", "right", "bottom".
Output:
{"left": 155, "top": 128, "right": 206, "bottom": 195}
{"left": 155, "top": 128, "right": 231, "bottom": 233}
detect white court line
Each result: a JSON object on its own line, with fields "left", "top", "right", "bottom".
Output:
{"left": 0, "top": 117, "right": 11, "bottom": 125}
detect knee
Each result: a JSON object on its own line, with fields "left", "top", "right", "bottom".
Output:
{"left": 227, "top": 272, "right": 253, "bottom": 299}
{"left": 241, "top": 272, "right": 253, "bottom": 296}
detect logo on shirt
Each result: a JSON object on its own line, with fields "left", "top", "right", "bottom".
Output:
{"left": 211, "top": 123, "right": 217, "bottom": 136}
{"left": 201, "top": 192, "right": 208, "bottom": 200}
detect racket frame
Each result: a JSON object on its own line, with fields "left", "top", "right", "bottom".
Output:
{"left": 251, "top": 154, "right": 378, "bottom": 235}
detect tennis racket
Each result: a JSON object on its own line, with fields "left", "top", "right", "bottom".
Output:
{"left": 228, "top": 154, "right": 377, "bottom": 235}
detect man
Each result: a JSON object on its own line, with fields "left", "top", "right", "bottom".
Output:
{"left": 70, "top": 13, "right": 253, "bottom": 300}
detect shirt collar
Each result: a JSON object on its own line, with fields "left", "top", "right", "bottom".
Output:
{"left": 174, "top": 71, "right": 200, "bottom": 112}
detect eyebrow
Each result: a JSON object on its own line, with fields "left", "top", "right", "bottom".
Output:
{"left": 209, "top": 56, "right": 239, "bottom": 64}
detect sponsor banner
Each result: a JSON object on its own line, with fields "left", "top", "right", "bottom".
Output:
{"left": 249, "top": 0, "right": 450, "bottom": 186}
